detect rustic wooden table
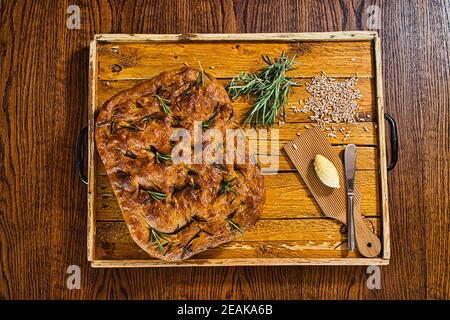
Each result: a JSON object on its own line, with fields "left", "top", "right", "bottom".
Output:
{"left": 0, "top": 0, "right": 448, "bottom": 300}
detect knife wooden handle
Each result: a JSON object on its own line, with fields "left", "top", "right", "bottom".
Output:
{"left": 353, "top": 203, "right": 382, "bottom": 257}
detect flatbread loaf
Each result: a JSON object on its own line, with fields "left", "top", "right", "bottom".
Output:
{"left": 95, "top": 67, "right": 265, "bottom": 261}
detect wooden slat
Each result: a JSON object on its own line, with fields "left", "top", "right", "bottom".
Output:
{"left": 375, "top": 37, "right": 391, "bottom": 260}
{"left": 95, "top": 218, "right": 380, "bottom": 260}
{"left": 96, "top": 78, "right": 376, "bottom": 123}
{"left": 95, "top": 170, "right": 379, "bottom": 220}
{"left": 88, "top": 40, "right": 97, "bottom": 261}
{"left": 90, "top": 258, "right": 389, "bottom": 267}
{"left": 95, "top": 145, "right": 378, "bottom": 174}
{"left": 97, "top": 41, "right": 374, "bottom": 79}
{"left": 259, "top": 146, "right": 378, "bottom": 171}
{"left": 92, "top": 120, "right": 376, "bottom": 147}
{"left": 250, "top": 122, "right": 376, "bottom": 145}
{"left": 95, "top": 32, "right": 378, "bottom": 42}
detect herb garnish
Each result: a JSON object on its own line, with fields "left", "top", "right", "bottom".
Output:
{"left": 195, "top": 61, "right": 212, "bottom": 88}
{"left": 109, "top": 119, "right": 118, "bottom": 134}
{"left": 202, "top": 108, "right": 220, "bottom": 128}
{"left": 155, "top": 151, "right": 171, "bottom": 163}
{"left": 212, "top": 163, "right": 227, "bottom": 171}
{"left": 150, "top": 228, "right": 169, "bottom": 253}
{"left": 219, "top": 177, "right": 237, "bottom": 195}
{"left": 185, "top": 229, "right": 202, "bottom": 248}
{"left": 227, "top": 218, "right": 243, "bottom": 234}
{"left": 119, "top": 121, "right": 141, "bottom": 131}
{"left": 226, "top": 52, "right": 298, "bottom": 126}
{"left": 154, "top": 94, "right": 171, "bottom": 114}
{"left": 140, "top": 113, "right": 159, "bottom": 124}
{"left": 146, "top": 146, "right": 172, "bottom": 164}
{"left": 163, "top": 242, "right": 173, "bottom": 256}
{"left": 124, "top": 150, "right": 137, "bottom": 159}
{"left": 141, "top": 188, "right": 167, "bottom": 201}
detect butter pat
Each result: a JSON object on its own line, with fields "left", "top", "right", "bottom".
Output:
{"left": 314, "top": 154, "right": 340, "bottom": 188}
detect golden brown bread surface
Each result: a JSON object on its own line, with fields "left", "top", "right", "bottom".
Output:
{"left": 95, "top": 67, "right": 265, "bottom": 261}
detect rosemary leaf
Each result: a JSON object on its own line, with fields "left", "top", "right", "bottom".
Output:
{"left": 154, "top": 94, "right": 171, "bottom": 114}
{"left": 147, "top": 146, "right": 172, "bottom": 164}
{"left": 163, "top": 242, "right": 173, "bottom": 256}
{"left": 219, "top": 177, "right": 237, "bottom": 195}
{"left": 124, "top": 150, "right": 137, "bottom": 159}
{"left": 110, "top": 119, "right": 117, "bottom": 134}
{"left": 149, "top": 228, "right": 169, "bottom": 253}
{"left": 227, "top": 218, "right": 243, "bottom": 234}
{"left": 142, "top": 188, "right": 167, "bottom": 201}
{"left": 202, "top": 108, "right": 220, "bottom": 129}
{"left": 185, "top": 229, "right": 202, "bottom": 248}
{"left": 212, "top": 162, "right": 227, "bottom": 172}
{"left": 195, "top": 69, "right": 204, "bottom": 88}
{"left": 120, "top": 121, "right": 141, "bottom": 131}
{"left": 155, "top": 151, "right": 172, "bottom": 164}
{"left": 195, "top": 61, "right": 212, "bottom": 88}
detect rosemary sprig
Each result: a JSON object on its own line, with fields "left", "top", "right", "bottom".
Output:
{"left": 109, "top": 119, "right": 118, "bottom": 134}
{"left": 147, "top": 146, "right": 172, "bottom": 164}
{"left": 140, "top": 113, "right": 157, "bottom": 124}
{"left": 124, "top": 150, "right": 137, "bottom": 159}
{"left": 195, "top": 69, "right": 205, "bottom": 88}
{"left": 227, "top": 218, "right": 243, "bottom": 234}
{"left": 219, "top": 177, "right": 237, "bottom": 195}
{"left": 142, "top": 188, "right": 167, "bottom": 201}
{"left": 119, "top": 121, "right": 141, "bottom": 131}
{"left": 226, "top": 52, "right": 298, "bottom": 126}
{"left": 195, "top": 61, "right": 212, "bottom": 88}
{"left": 212, "top": 162, "right": 227, "bottom": 172}
{"left": 155, "top": 151, "right": 171, "bottom": 163}
{"left": 154, "top": 94, "right": 171, "bottom": 114}
{"left": 185, "top": 229, "right": 202, "bottom": 248}
{"left": 149, "top": 228, "right": 169, "bottom": 253}
{"left": 163, "top": 242, "right": 173, "bottom": 256}
{"left": 202, "top": 108, "right": 220, "bottom": 128}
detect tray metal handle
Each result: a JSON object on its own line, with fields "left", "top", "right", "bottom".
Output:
{"left": 76, "top": 126, "right": 88, "bottom": 185}
{"left": 384, "top": 113, "right": 398, "bottom": 171}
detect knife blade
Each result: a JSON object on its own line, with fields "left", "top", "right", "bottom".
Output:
{"left": 344, "top": 144, "right": 357, "bottom": 251}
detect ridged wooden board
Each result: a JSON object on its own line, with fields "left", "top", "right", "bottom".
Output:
{"left": 95, "top": 218, "right": 380, "bottom": 260}
{"left": 89, "top": 32, "right": 389, "bottom": 266}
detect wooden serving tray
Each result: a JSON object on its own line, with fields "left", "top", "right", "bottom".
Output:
{"left": 87, "top": 32, "right": 390, "bottom": 267}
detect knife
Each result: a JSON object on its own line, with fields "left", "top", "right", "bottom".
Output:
{"left": 344, "top": 144, "right": 357, "bottom": 251}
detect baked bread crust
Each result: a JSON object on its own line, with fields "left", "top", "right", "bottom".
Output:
{"left": 95, "top": 67, "right": 265, "bottom": 261}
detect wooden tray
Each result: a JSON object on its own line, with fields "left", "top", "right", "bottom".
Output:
{"left": 87, "top": 32, "right": 390, "bottom": 267}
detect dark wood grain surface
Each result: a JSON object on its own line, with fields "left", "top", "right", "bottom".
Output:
{"left": 0, "top": 0, "right": 448, "bottom": 299}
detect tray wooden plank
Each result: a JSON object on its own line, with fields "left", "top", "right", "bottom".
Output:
{"left": 97, "top": 41, "right": 374, "bottom": 79}
{"left": 250, "top": 122, "right": 376, "bottom": 145}
{"left": 90, "top": 258, "right": 388, "bottom": 267}
{"left": 374, "top": 37, "right": 390, "bottom": 259}
{"left": 95, "top": 169, "right": 380, "bottom": 220}
{"left": 257, "top": 146, "right": 378, "bottom": 171}
{"left": 96, "top": 78, "right": 376, "bottom": 123}
{"left": 95, "top": 145, "right": 378, "bottom": 173}
{"left": 95, "top": 218, "right": 380, "bottom": 260}
{"left": 88, "top": 32, "right": 388, "bottom": 266}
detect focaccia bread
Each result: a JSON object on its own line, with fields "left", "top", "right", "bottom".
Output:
{"left": 95, "top": 67, "right": 265, "bottom": 261}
